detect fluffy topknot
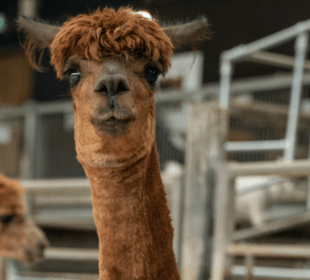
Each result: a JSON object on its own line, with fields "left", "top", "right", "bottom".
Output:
{"left": 51, "top": 7, "right": 174, "bottom": 77}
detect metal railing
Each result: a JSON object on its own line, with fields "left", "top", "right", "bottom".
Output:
{"left": 219, "top": 19, "right": 310, "bottom": 161}
{"left": 211, "top": 159, "right": 310, "bottom": 280}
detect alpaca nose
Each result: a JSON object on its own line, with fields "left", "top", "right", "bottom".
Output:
{"left": 94, "top": 74, "right": 130, "bottom": 96}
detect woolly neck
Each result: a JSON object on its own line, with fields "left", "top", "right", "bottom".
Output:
{"left": 82, "top": 143, "right": 180, "bottom": 280}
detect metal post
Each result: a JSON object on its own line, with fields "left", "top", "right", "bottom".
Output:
{"left": 219, "top": 56, "right": 233, "bottom": 109}
{"left": 21, "top": 101, "right": 38, "bottom": 179}
{"left": 283, "top": 32, "right": 309, "bottom": 161}
{"left": 210, "top": 167, "right": 232, "bottom": 280}
{"left": 307, "top": 131, "right": 310, "bottom": 210}
{"left": 244, "top": 255, "right": 255, "bottom": 280}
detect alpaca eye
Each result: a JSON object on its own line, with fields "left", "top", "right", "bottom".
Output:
{"left": 145, "top": 67, "right": 161, "bottom": 85}
{"left": 69, "top": 72, "right": 81, "bottom": 86}
{"left": 0, "top": 215, "right": 15, "bottom": 225}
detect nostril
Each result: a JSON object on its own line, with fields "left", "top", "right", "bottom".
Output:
{"left": 99, "top": 84, "right": 108, "bottom": 93}
{"left": 94, "top": 82, "right": 109, "bottom": 93}
{"left": 38, "top": 240, "right": 48, "bottom": 251}
{"left": 116, "top": 81, "right": 129, "bottom": 93}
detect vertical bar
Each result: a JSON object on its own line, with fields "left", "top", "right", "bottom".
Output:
{"left": 21, "top": 101, "right": 37, "bottom": 179}
{"left": 307, "top": 132, "right": 310, "bottom": 210}
{"left": 225, "top": 256, "right": 234, "bottom": 279}
{"left": 169, "top": 172, "right": 183, "bottom": 268}
{"left": 244, "top": 255, "right": 255, "bottom": 280}
{"left": 210, "top": 167, "right": 231, "bottom": 280}
{"left": 283, "top": 32, "right": 309, "bottom": 161}
{"left": 219, "top": 56, "right": 233, "bottom": 109}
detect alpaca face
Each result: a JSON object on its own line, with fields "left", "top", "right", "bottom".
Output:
{"left": 18, "top": 7, "right": 211, "bottom": 166}
{"left": 66, "top": 54, "right": 162, "bottom": 166}
{"left": 0, "top": 175, "right": 49, "bottom": 263}
{"left": 64, "top": 55, "right": 162, "bottom": 137}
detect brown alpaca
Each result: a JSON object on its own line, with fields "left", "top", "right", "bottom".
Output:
{"left": 0, "top": 174, "right": 49, "bottom": 263}
{"left": 18, "top": 7, "right": 210, "bottom": 279}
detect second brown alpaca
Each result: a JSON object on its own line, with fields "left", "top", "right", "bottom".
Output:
{"left": 18, "top": 7, "right": 211, "bottom": 279}
{"left": 0, "top": 174, "right": 49, "bottom": 263}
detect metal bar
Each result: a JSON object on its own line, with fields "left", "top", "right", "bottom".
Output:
{"left": 307, "top": 132, "right": 310, "bottom": 210}
{"left": 228, "top": 243, "right": 310, "bottom": 258}
{"left": 22, "top": 178, "right": 91, "bottom": 190}
{"left": 219, "top": 57, "right": 233, "bottom": 108}
{"left": 224, "top": 20, "right": 310, "bottom": 61}
{"left": 228, "top": 159, "right": 310, "bottom": 177}
{"left": 0, "top": 106, "right": 25, "bottom": 118}
{"left": 22, "top": 271, "right": 99, "bottom": 280}
{"left": 233, "top": 211, "right": 310, "bottom": 241}
{"left": 232, "top": 265, "right": 310, "bottom": 279}
{"left": 32, "top": 216, "right": 96, "bottom": 231}
{"left": 244, "top": 255, "right": 255, "bottom": 280}
{"left": 237, "top": 177, "right": 288, "bottom": 194}
{"left": 21, "top": 102, "right": 38, "bottom": 179}
{"left": 210, "top": 164, "right": 230, "bottom": 280}
{"left": 284, "top": 32, "right": 309, "bottom": 161}
{"left": 244, "top": 50, "right": 310, "bottom": 70}
{"left": 36, "top": 100, "right": 74, "bottom": 114}
{"left": 45, "top": 247, "right": 99, "bottom": 261}
{"left": 224, "top": 139, "right": 287, "bottom": 152}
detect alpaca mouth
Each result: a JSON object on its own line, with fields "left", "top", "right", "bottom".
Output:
{"left": 90, "top": 115, "right": 136, "bottom": 136}
{"left": 24, "top": 248, "right": 45, "bottom": 264}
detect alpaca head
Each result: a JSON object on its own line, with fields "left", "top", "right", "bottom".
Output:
{"left": 0, "top": 174, "right": 49, "bottom": 263}
{"left": 18, "top": 7, "right": 211, "bottom": 167}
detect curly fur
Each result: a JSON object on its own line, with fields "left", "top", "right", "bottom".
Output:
{"left": 51, "top": 7, "right": 174, "bottom": 77}
{"left": 0, "top": 174, "right": 49, "bottom": 263}
{"left": 0, "top": 174, "right": 25, "bottom": 215}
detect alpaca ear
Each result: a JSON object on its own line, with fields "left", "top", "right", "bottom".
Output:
{"left": 163, "top": 17, "right": 212, "bottom": 49}
{"left": 17, "top": 16, "right": 60, "bottom": 70}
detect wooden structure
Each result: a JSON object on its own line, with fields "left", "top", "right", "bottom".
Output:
{"left": 181, "top": 102, "right": 227, "bottom": 279}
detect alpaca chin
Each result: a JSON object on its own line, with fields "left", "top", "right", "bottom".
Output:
{"left": 75, "top": 113, "right": 155, "bottom": 168}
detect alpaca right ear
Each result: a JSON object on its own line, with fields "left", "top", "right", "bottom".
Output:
{"left": 17, "top": 16, "right": 60, "bottom": 71}
{"left": 163, "top": 17, "right": 212, "bottom": 49}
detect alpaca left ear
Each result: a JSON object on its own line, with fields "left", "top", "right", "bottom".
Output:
{"left": 163, "top": 17, "right": 212, "bottom": 49}
{"left": 17, "top": 16, "right": 60, "bottom": 70}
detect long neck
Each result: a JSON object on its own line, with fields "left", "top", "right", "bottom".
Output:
{"left": 82, "top": 143, "right": 180, "bottom": 280}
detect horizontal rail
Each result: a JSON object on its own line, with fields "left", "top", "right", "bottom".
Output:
{"left": 245, "top": 50, "right": 310, "bottom": 70}
{"left": 236, "top": 177, "right": 287, "bottom": 194}
{"left": 22, "top": 271, "right": 99, "bottom": 280}
{"left": 223, "top": 19, "right": 310, "bottom": 61}
{"left": 2, "top": 72, "right": 310, "bottom": 119}
{"left": 228, "top": 243, "right": 310, "bottom": 258}
{"left": 45, "top": 247, "right": 98, "bottom": 261}
{"left": 33, "top": 215, "right": 96, "bottom": 230}
{"left": 22, "top": 178, "right": 91, "bottom": 194}
{"left": 225, "top": 140, "right": 287, "bottom": 152}
{"left": 233, "top": 210, "right": 310, "bottom": 241}
{"left": 228, "top": 159, "right": 310, "bottom": 177}
{"left": 35, "top": 196, "right": 92, "bottom": 207}
{"left": 232, "top": 265, "right": 310, "bottom": 279}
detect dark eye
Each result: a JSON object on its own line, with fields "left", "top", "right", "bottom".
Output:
{"left": 145, "top": 66, "right": 161, "bottom": 85}
{"left": 69, "top": 71, "right": 81, "bottom": 86}
{"left": 0, "top": 215, "right": 15, "bottom": 225}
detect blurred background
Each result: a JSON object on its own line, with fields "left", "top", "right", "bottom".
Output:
{"left": 2, "top": 0, "right": 310, "bottom": 279}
